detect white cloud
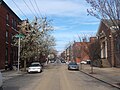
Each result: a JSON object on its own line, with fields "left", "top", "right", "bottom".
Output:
{"left": 54, "top": 26, "right": 69, "bottom": 31}
{"left": 4, "top": 0, "right": 89, "bottom": 18}
{"left": 80, "top": 21, "right": 100, "bottom": 25}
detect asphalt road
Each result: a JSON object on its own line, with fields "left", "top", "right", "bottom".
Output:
{"left": 3, "top": 62, "right": 119, "bottom": 90}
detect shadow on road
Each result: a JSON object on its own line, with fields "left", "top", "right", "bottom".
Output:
{"left": 3, "top": 86, "right": 20, "bottom": 90}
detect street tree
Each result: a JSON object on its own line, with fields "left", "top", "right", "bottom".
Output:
{"left": 76, "top": 35, "right": 102, "bottom": 73}
{"left": 88, "top": 38, "right": 101, "bottom": 73}
{"left": 37, "top": 32, "right": 56, "bottom": 63}
{"left": 15, "top": 17, "right": 55, "bottom": 71}
{"left": 86, "top": 0, "right": 120, "bottom": 29}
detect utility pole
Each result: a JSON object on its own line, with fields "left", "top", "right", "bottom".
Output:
{"left": 18, "top": 36, "right": 20, "bottom": 72}
{"left": 15, "top": 34, "right": 25, "bottom": 72}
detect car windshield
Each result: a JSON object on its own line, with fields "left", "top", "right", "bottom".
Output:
{"left": 69, "top": 62, "right": 77, "bottom": 65}
{"left": 30, "top": 64, "right": 40, "bottom": 67}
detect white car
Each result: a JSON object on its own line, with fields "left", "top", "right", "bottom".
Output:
{"left": 28, "top": 62, "right": 42, "bottom": 73}
{"left": 80, "top": 61, "right": 87, "bottom": 64}
{"left": 0, "top": 72, "right": 3, "bottom": 89}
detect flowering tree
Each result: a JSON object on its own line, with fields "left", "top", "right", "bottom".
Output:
{"left": 15, "top": 17, "right": 55, "bottom": 71}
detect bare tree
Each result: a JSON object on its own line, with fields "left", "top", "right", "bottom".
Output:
{"left": 86, "top": 0, "right": 120, "bottom": 29}
{"left": 77, "top": 35, "right": 102, "bottom": 73}
{"left": 88, "top": 39, "right": 102, "bottom": 73}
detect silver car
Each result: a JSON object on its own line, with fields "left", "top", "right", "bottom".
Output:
{"left": 68, "top": 62, "right": 79, "bottom": 70}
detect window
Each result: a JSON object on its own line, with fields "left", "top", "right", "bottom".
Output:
{"left": 116, "top": 44, "right": 120, "bottom": 53}
{"left": 12, "top": 18, "right": 14, "bottom": 27}
{"left": 6, "top": 14, "right": 9, "bottom": 20}
{"left": 115, "top": 37, "right": 120, "bottom": 54}
{"left": 14, "top": 20, "right": 16, "bottom": 28}
{"left": 6, "top": 13, "right": 9, "bottom": 25}
{"left": 5, "top": 47, "right": 8, "bottom": 65}
{"left": 6, "top": 30, "right": 8, "bottom": 43}
{"left": 11, "top": 33, "right": 14, "bottom": 44}
{"left": 103, "top": 42, "right": 105, "bottom": 58}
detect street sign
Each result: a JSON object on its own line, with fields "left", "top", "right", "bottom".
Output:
{"left": 15, "top": 34, "right": 25, "bottom": 38}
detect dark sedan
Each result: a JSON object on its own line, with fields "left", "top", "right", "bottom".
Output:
{"left": 68, "top": 62, "right": 79, "bottom": 70}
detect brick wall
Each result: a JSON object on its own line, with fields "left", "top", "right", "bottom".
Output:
{"left": 0, "top": 0, "right": 21, "bottom": 69}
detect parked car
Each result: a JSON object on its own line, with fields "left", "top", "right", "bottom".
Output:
{"left": 0, "top": 72, "right": 3, "bottom": 89}
{"left": 61, "top": 60, "right": 66, "bottom": 63}
{"left": 80, "top": 61, "right": 87, "bottom": 64}
{"left": 28, "top": 62, "right": 42, "bottom": 73}
{"left": 50, "top": 60, "right": 55, "bottom": 63}
{"left": 86, "top": 60, "right": 91, "bottom": 64}
{"left": 68, "top": 62, "right": 79, "bottom": 70}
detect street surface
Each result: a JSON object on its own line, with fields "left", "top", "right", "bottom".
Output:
{"left": 2, "top": 61, "right": 119, "bottom": 90}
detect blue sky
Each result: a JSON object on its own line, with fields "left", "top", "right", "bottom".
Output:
{"left": 4, "top": 0, "right": 100, "bottom": 53}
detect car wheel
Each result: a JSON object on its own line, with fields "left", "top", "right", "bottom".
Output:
{"left": 40, "top": 70, "right": 42, "bottom": 73}
{"left": 27, "top": 71, "right": 31, "bottom": 74}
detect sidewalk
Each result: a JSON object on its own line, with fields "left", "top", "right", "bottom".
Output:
{"left": 1, "top": 70, "right": 26, "bottom": 81}
{"left": 80, "top": 64, "right": 120, "bottom": 89}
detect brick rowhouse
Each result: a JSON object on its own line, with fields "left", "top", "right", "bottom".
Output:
{"left": 0, "top": 0, "right": 21, "bottom": 69}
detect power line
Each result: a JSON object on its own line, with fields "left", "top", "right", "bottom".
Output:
{"left": 34, "top": 0, "right": 42, "bottom": 18}
{"left": 11, "top": 0, "right": 28, "bottom": 19}
{"left": 22, "top": 0, "right": 36, "bottom": 17}
{"left": 29, "top": 0, "right": 39, "bottom": 18}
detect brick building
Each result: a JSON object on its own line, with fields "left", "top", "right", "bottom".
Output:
{"left": 63, "top": 37, "right": 97, "bottom": 64}
{"left": 65, "top": 45, "right": 72, "bottom": 62}
{"left": 61, "top": 51, "right": 66, "bottom": 60}
{"left": 72, "top": 41, "right": 90, "bottom": 63}
{"left": 97, "top": 20, "right": 120, "bottom": 67}
{"left": 0, "top": 0, "right": 21, "bottom": 69}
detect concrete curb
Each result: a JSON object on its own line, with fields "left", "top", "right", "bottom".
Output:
{"left": 2, "top": 71, "right": 27, "bottom": 82}
{"left": 0, "top": 69, "right": 6, "bottom": 73}
{"left": 80, "top": 70, "right": 120, "bottom": 89}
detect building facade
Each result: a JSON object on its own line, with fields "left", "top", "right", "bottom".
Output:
{"left": 72, "top": 41, "right": 90, "bottom": 63}
{"left": 97, "top": 20, "right": 120, "bottom": 67}
{"left": 0, "top": 0, "right": 21, "bottom": 69}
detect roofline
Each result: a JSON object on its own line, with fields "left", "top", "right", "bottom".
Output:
{"left": 96, "top": 19, "right": 111, "bottom": 36}
{"left": 0, "top": 0, "right": 22, "bottom": 21}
